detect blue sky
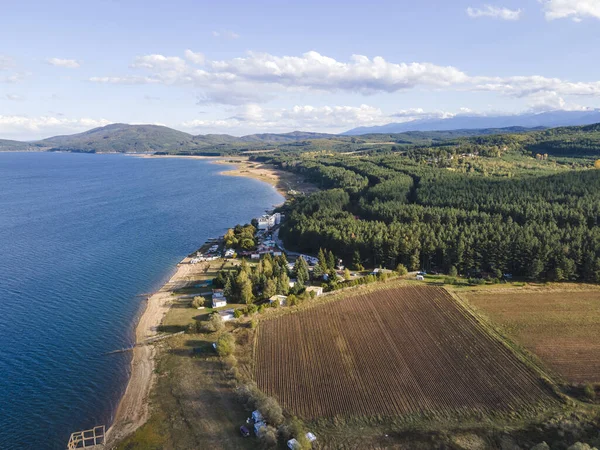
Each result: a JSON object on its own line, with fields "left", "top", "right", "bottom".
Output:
{"left": 1, "top": 0, "right": 600, "bottom": 139}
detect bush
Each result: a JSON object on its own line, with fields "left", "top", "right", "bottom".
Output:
{"left": 216, "top": 333, "right": 235, "bottom": 356}
{"left": 250, "top": 319, "right": 258, "bottom": 329}
{"left": 233, "top": 309, "right": 243, "bottom": 318}
{"left": 207, "top": 313, "right": 224, "bottom": 332}
{"left": 468, "top": 278, "right": 486, "bottom": 285}
{"left": 448, "top": 265, "right": 458, "bottom": 277}
{"left": 257, "top": 396, "right": 284, "bottom": 426}
{"left": 584, "top": 383, "right": 596, "bottom": 401}
{"left": 396, "top": 263, "right": 408, "bottom": 275}
{"left": 246, "top": 304, "right": 258, "bottom": 315}
{"left": 191, "top": 296, "right": 205, "bottom": 308}
{"left": 257, "top": 425, "right": 278, "bottom": 447}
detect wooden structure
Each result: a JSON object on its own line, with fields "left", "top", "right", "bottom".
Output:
{"left": 67, "top": 425, "right": 105, "bottom": 449}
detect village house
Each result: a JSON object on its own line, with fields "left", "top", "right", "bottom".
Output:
{"left": 212, "top": 289, "right": 227, "bottom": 308}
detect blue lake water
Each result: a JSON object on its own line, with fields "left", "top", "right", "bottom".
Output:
{"left": 0, "top": 152, "right": 283, "bottom": 449}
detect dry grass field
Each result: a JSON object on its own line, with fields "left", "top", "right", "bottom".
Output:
{"left": 465, "top": 288, "right": 600, "bottom": 383}
{"left": 254, "top": 285, "right": 554, "bottom": 421}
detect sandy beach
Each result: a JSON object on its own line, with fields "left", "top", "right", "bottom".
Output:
{"left": 130, "top": 153, "right": 317, "bottom": 199}
{"left": 105, "top": 155, "right": 316, "bottom": 447}
{"left": 106, "top": 258, "right": 209, "bottom": 446}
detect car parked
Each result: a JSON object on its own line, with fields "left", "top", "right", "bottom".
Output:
{"left": 240, "top": 425, "right": 250, "bottom": 437}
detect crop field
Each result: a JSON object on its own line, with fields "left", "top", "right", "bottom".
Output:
{"left": 465, "top": 289, "right": 600, "bottom": 383}
{"left": 254, "top": 286, "right": 554, "bottom": 420}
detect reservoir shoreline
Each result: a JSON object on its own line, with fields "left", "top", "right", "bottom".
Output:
{"left": 106, "top": 158, "right": 290, "bottom": 446}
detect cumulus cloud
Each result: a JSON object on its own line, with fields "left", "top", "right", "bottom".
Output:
{"left": 46, "top": 58, "right": 81, "bottom": 69}
{"left": 0, "top": 115, "right": 111, "bottom": 140}
{"left": 467, "top": 5, "right": 522, "bottom": 20}
{"left": 88, "top": 50, "right": 600, "bottom": 104}
{"left": 212, "top": 30, "right": 240, "bottom": 39}
{"left": 525, "top": 91, "right": 592, "bottom": 112}
{"left": 540, "top": 0, "right": 600, "bottom": 21}
{"left": 184, "top": 49, "right": 205, "bottom": 65}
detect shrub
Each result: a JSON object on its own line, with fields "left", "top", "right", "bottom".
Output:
{"left": 257, "top": 425, "right": 278, "bottom": 447}
{"left": 191, "top": 296, "right": 205, "bottom": 308}
{"left": 250, "top": 319, "right": 258, "bottom": 329}
{"left": 584, "top": 383, "right": 596, "bottom": 401}
{"left": 216, "top": 333, "right": 235, "bottom": 356}
{"left": 257, "top": 396, "right": 284, "bottom": 426}
{"left": 233, "top": 309, "right": 243, "bottom": 318}
{"left": 207, "top": 313, "right": 224, "bottom": 332}
{"left": 246, "top": 304, "right": 258, "bottom": 315}
{"left": 396, "top": 263, "right": 408, "bottom": 275}
{"left": 448, "top": 265, "right": 458, "bottom": 277}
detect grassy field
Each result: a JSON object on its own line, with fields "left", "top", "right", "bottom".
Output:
{"left": 463, "top": 286, "right": 600, "bottom": 384}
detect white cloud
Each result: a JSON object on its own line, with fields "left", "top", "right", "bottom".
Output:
{"left": 525, "top": 91, "right": 592, "bottom": 112}
{"left": 89, "top": 50, "right": 600, "bottom": 104}
{"left": 212, "top": 30, "right": 240, "bottom": 39}
{"left": 541, "top": 0, "right": 600, "bottom": 20}
{"left": 467, "top": 5, "right": 523, "bottom": 20}
{"left": 184, "top": 49, "right": 205, "bottom": 65}
{"left": 46, "top": 58, "right": 81, "bottom": 69}
{"left": 0, "top": 115, "right": 111, "bottom": 140}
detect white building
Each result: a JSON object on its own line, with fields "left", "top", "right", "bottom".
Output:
{"left": 218, "top": 309, "right": 235, "bottom": 321}
{"left": 306, "top": 286, "right": 323, "bottom": 297}
{"left": 212, "top": 289, "right": 227, "bottom": 308}
{"left": 269, "top": 295, "right": 287, "bottom": 306}
{"left": 257, "top": 212, "right": 282, "bottom": 230}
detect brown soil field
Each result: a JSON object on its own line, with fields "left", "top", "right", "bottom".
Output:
{"left": 254, "top": 285, "right": 554, "bottom": 421}
{"left": 464, "top": 289, "right": 600, "bottom": 384}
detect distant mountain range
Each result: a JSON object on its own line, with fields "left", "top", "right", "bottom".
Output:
{"left": 343, "top": 110, "right": 600, "bottom": 135}
{"left": 2, "top": 110, "right": 600, "bottom": 155}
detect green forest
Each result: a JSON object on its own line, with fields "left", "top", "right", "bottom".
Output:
{"left": 258, "top": 128, "right": 600, "bottom": 282}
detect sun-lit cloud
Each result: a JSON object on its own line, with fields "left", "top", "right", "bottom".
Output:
{"left": 540, "top": 0, "right": 600, "bottom": 21}
{"left": 46, "top": 58, "right": 81, "bottom": 68}
{"left": 184, "top": 50, "right": 205, "bottom": 65}
{"left": 89, "top": 50, "right": 600, "bottom": 107}
{"left": 466, "top": 5, "right": 523, "bottom": 20}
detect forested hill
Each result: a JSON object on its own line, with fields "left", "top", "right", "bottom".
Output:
{"left": 263, "top": 140, "right": 600, "bottom": 284}
{"left": 2, "top": 121, "right": 600, "bottom": 158}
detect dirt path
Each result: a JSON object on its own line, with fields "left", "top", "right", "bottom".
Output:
{"left": 106, "top": 259, "right": 209, "bottom": 446}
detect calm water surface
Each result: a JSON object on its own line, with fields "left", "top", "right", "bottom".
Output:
{"left": 0, "top": 152, "right": 283, "bottom": 449}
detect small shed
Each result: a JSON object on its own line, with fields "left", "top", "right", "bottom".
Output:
{"left": 269, "top": 295, "right": 287, "bottom": 306}
{"left": 306, "top": 432, "right": 317, "bottom": 443}
{"left": 287, "top": 438, "right": 300, "bottom": 450}
{"left": 218, "top": 309, "right": 235, "bottom": 321}
{"left": 251, "top": 410, "right": 263, "bottom": 422}
{"left": 416, "top": 275, "right": 424, "bottom": 281}
{"left": 306, "top": 286, "right": 323, "bottom": 297}
{"left": 212, "top": 298, "right": 227, "bottom": 308}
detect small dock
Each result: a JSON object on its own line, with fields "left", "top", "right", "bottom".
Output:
{"left": 67, "top": 425, "right": 105, "bottom": 449}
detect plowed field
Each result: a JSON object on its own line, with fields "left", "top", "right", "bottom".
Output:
{"left": 254, "top": 286, "right": 553, "bottom": 419}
